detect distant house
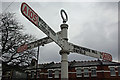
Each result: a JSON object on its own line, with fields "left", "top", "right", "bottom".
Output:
{"left": 25, "top": 60, "right": 120, "bottom": 80}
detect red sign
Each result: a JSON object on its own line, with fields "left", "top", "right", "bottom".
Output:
{"left": 101, "top": 52, "right": 112, "bottom": 61}
{"left": 17, "top": 44, "right": 28, "bottom": 53}
{"left": 21, "top": 2, "right": 39, "bottom": 26}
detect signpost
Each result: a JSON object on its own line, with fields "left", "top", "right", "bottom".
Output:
{"left": 21, "top": 2, "right": 62, "bottom": 48}
{"left": 19, "top": 2, "right": 113, "bottom": 79}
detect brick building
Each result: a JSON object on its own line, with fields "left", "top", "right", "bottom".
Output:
{"left": 25, "top": 60, "right": 120, "bottom": 80}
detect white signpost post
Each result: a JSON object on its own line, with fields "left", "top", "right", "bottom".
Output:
{"left": 19, "top": 2, "right": 112, "bottom": 80}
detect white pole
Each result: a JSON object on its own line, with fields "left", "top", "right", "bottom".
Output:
{"left": 60, "top": 50, "right": 69, "bottom": 80}
{"left": 60, "top": 23, "right": 69, "bottom": 80}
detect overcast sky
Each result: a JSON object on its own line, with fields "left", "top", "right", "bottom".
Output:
{"left": 1, "top": 0, "right": 119, "bottom": 64}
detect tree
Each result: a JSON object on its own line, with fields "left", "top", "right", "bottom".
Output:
{"left": 0, "top": 13, "right": 37, "bottom": 67}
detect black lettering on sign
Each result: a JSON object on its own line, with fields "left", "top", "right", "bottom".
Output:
{"left": 48, "top": 26, "right": 56, "bottom": 36}
{"left": 41, "top": 24, "right": 49, "bottom": 35}
{"left": 81, "top": 50, "right": 86, "bottom": 55}
{"left": 38, "top": 17, "right": 49, "bottom": 36}
{"left": 27, "top": 37, "right": 50, "bottom": 50}
{"left": 92, "top": 50, "right": 95, "bottom": 53}
{"left": 73, "top": 45, "right": 82, "bottom": 54}
{"left": 38, "top": 17, "right": 56, "bottom": 36}
{"left": 81, "top": 47, "right": 90, "bottom": 52}
{"left": 73, "top": 45, "right": 91, "bottom": 55}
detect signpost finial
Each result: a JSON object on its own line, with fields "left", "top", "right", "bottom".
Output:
{"left": 60, "top": 9, "right": 68, "bottom": 23}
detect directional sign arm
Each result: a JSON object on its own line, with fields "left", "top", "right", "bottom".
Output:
{"left": 21, "top": 2, "right": 62, "bottom": 48}
{"left": 17, "top": 31, "right": 62, "bottom": 53}
{"left": 65, "top": 42, "right": 112, "bottom": 61}
{"left": 17, "top": 37, "right": 52, "bottom": 53}
{"left": 70, "top": 43, "right": 102, "bottom": 58}
{"left": 26, "top": 37, "right": 52, "bottom": 49}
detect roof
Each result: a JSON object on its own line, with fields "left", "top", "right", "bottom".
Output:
{"left": 38, "top": 60, "right": 120, "bottom": 69}
{"left": 26, "top": 60, "right": 120, "bottom": 70}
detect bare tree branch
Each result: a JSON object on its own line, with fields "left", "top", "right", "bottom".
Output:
{"left": 0, "top": 13, "right": 37, "bottom": 67}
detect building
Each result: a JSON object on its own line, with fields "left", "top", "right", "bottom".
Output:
{"left": 25, "top": 59, "right": 120, "bottom": 80}
{"left": 2, "top": 63, "right": 27, "bottom": 80}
